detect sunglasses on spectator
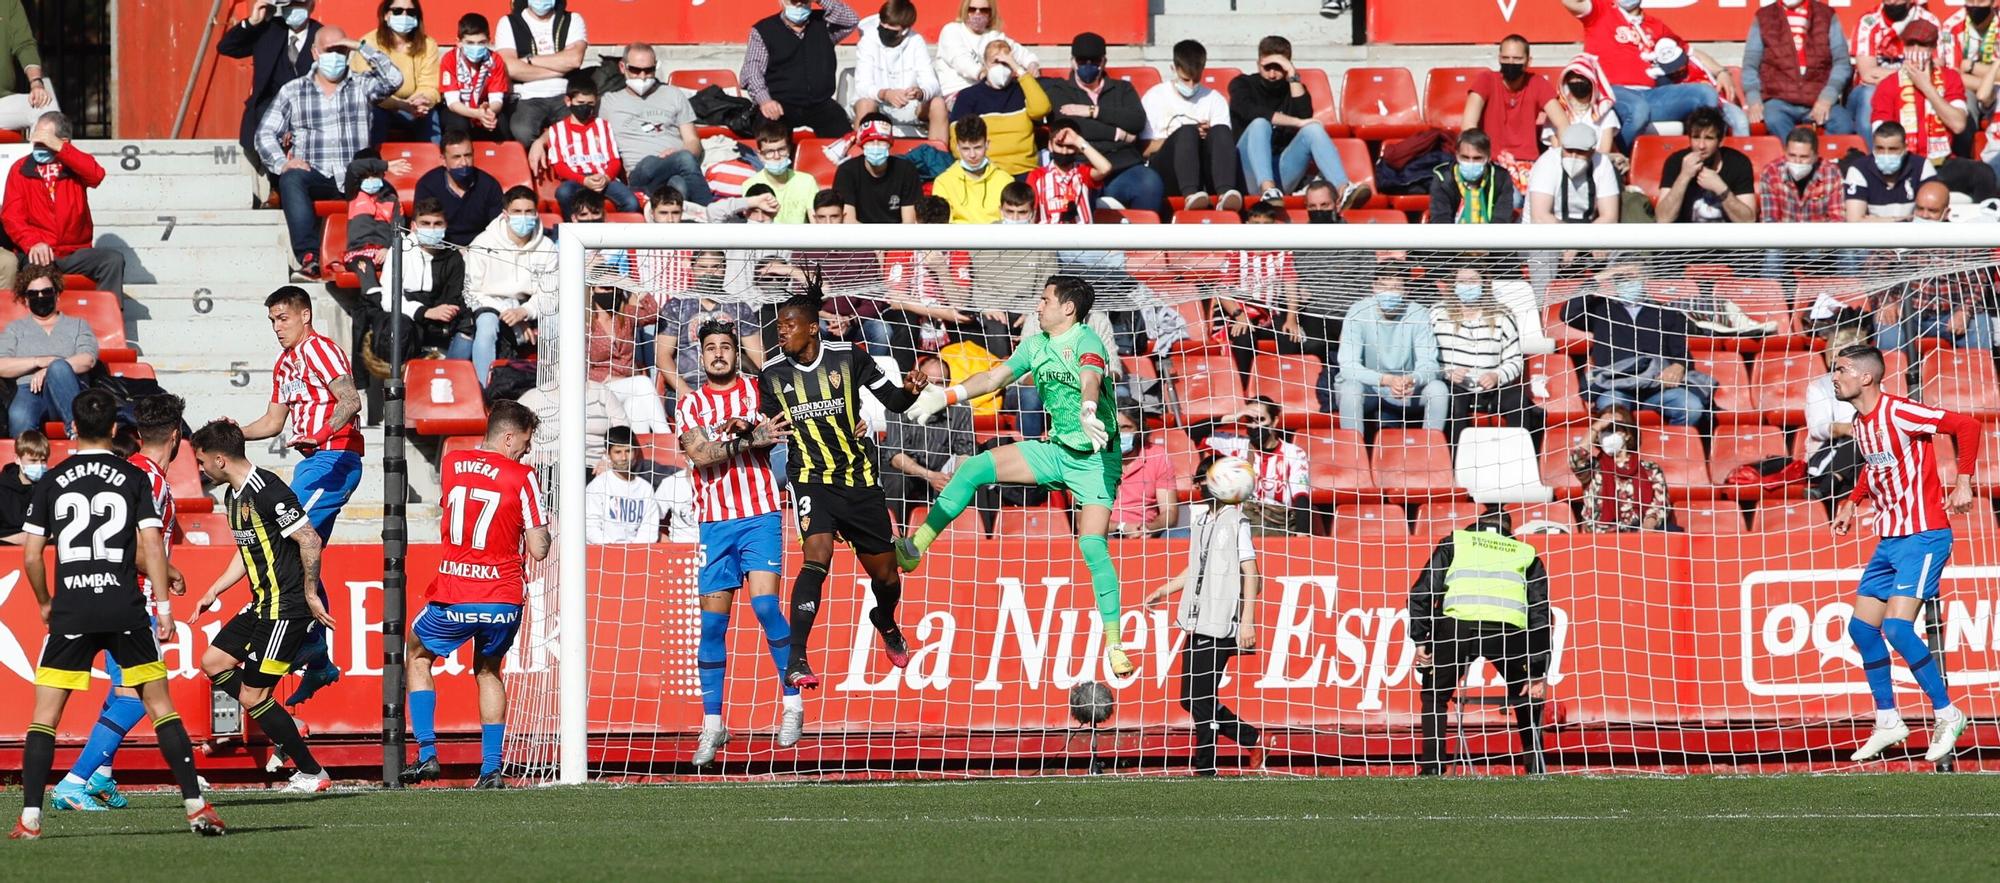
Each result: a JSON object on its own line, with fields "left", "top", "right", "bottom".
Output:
{"left": 1262, "top": 64, "right": 1286, "bottom": 73}
{"left": 967, "top": 4, "right": 992, "bottom": 11}
{"left": 387, "top": 6, "right": 419, "bottom": 14}
{"left": 625, "top": 65, "right": 657, "bottom": 75}
{"left": 23, "top": 286, "right": 56, "bottom": 295}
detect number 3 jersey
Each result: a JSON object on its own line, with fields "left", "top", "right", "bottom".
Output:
{"left": 23, "top": 450, "right": 164, "bottom": 633}
{"left": 431, "top": 447, "right": 547, "bottom": 606}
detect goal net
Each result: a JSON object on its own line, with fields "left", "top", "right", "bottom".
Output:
{"left": 508, "top": 221, "right": 2000, "bottom": 783}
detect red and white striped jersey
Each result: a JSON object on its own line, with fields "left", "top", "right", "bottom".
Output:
{"left": 1849, "top": 392, "right": 1982, "bottom": 537}
{"left": 130, "top": 451, "right": 174, "bottom": 594}
{"left": 272, "top": 331, "right": 364, "bottom": 455}
{"left": 545, "top": 116, "right": 623, "bottom": 181}
{"left": 1233, "top": 250, "right": 1295, "bottom": 309}
{"left": 676, "top": 376, "right": 784, "bottom": 523}
{"left": 633, "top": 247, "right": 692, "bottom": 294}
{"left": 1203, "top": 434, "right": 1310, "bottom": 506}
{"left": 1025, "top": 164, "right": 1094, "bottom": 224}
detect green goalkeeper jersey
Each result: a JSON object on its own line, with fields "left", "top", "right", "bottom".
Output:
{"left": 1006, "top": 321, "right": 1117, "bottom": 453}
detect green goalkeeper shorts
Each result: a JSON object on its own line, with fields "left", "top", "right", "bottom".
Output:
{"left": 1016, "top": 440, "right": 1122, "bottom": 509}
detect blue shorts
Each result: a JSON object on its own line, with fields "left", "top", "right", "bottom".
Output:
{"left": 291, "top": 450, "right": 364, "bottom": 539}
{"left": 1856, "top": 528, "right": 1955, "bottom": 602}
{"left": 411, "top": 603, "right": 523, "bottom": 659}
{"left": 697, "top": 512, "right": 784, "bottom": 595}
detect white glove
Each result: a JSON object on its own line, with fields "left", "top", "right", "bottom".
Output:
{"left": 906, "top": 385, "right": 951, "bottom": 423}
{"left": 1080, "top": 404, "right": 1109, "bottom": 452}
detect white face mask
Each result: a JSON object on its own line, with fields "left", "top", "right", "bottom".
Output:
{"left": 1599, "top": 431, "right": 1627, "bottom": 456}
{"left": 1785, "top": 160, "right": 1815, "bottom": 181}
{"left": 986, "top": 65, "right": 1013, "bottom": 89}
{"left": 1561, "top": 155, "right": 1590, "bottom": 178}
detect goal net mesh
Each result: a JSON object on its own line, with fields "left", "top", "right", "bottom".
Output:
{"left": 508, "top": 230, "right": 2000, "bottom": 782}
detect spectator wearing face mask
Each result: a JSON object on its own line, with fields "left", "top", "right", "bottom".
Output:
{"left": 531, "top": 73, "right": 639, "bottom": 215}
{"left": 438, "top": 13, "right": 509, "bottom": 142}
{"left": 1142, "top": 40, "right": 1243, "bottom": 212}
{"left": 415, "top": 129, "right": 504, "bottom": 247}
{"left": 1040, "top": 32, "right": 1164, "bottom": 215}
{"left": 880, "top": 355, "right": 976, "bottom": 521}
{"left": 1947, "top": 0, "right": 2000, "bottom": 133}
{"left": 1544, "top": 56, "right": 1621, "bottom": 169}
{"left": 0, "top": 268, "right": 96, "bottom": 437}
{"left": 742, "top": 121, "right": 821, "bottom": 224}
{"left": 369, "top": 198, "right": 466, "bottom": 360}
{"left": 934, "top": 116, "right": 1014, "bottom": 223}
{"left": 495, "top": 0, "right": 590, "bottom": 147}
{"left": 602, "top": 42, "right": 707, "bottom": 206}
{"left": 585, "top": 284, "right": 670, "bottom": 434}
{"left": 1559, "top": 0, "right": 1724, "bottom": 152}
{"left": 1201, "top": 402, "right": 1310, "bottom": 534}
{"left": 1758, "top": 127, "right": 1847, "bottom": 279}
{"left": 948, "top": 39, "right": 1049, "bottom": 175}
{"left": 1463, "top": 34, "right": 1555, "bottom": 168}
{"left": 1845, "top": 121, "right": 1938, "bottom": 221}
{"left": 463, "top": 186, "right": 557, "bottom": 387}
{"left": 254, "top": 25, "right": 404, "bottom": 280}
{"left": 1429, "top": 129, "right": 1518, "bottom": 224}
{"left": 1876, "top": 180, "right": 1993, "bottom": 359}
{"left": 339, "top": 157, "right": 403, "bottom": 287}
{"left": 1741, "top": 0, "right": 1854, "bottom": 141}
{"left": 357, "top": 0, "right": 442, "bottom": 143}
{"left": 1525, "top": 123, "right": 1620, "bottom": 297}
{"left": 0, "top": 426, "right": 45, "bottom": 543}
{"left": 1869, "top": 19, "right": 2000, "bottom": 200}
{"left": 851, "top": 0, "right": 947, "bottom": 138}
{"left": 1028, "top": 120, "right": 1111, "bottom": 223}
{"left": 1570, "top": 405, "right": 1672, "bottom": 533}
{"left": 935, "top": 0, "right": 1039, "bottom": 98}
{"left": 3, "top": 111, "right": 125, "bottom": 298}
{"left": 1435, "top": 266, "right": 1543, "bottom": 450}
{"left": 833, "top": 117, "right": 923, "bottom": 223}
{"left": 744, "top": 0, "right": 861, "bottom": 138}
{"left": 1330, "top": 261, "right": 1448, "bottom": 435}
{"left": 1111, "top": 405, "right": 1178, "bottom": 538}
{"left": 1561, "top": 263, "right": 1709, "bottom": 428}
{"left": 1849, "top": 1, "right": 1946, "bottom": 138}
{"left": 218, "top": 0, "right": 324, "bottom": 191}
{"left": 1655, "top": 107, "right": 1757, "bottom": 224}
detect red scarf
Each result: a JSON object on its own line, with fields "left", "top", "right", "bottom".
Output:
{"left": 453, "top": 48, "right": 494, "bottom": 106}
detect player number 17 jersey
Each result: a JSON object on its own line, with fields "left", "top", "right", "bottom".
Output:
{"left": 432, "top": 449, "right": 547, "bottom": 606}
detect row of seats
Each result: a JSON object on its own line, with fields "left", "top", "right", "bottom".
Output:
{"left": 1628, "top": 134, "right": 1867, "bottom": 200}
{"left": 1334, "top": 497, "right": 2000, "bottom": 538}
{"left": 0, "top": 437, "right": 210, "bottom": 514}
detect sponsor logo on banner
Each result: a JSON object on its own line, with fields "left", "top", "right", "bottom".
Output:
{"left": 1739, "top": 567, "right": 2000, "bottom": 696}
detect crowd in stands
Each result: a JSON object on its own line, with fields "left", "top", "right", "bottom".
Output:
{"left": 184, "top": 0, "right": 2000, "bottom": 541}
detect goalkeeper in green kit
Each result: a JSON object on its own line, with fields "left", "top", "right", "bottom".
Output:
{"left": 897, "top": 275, "right": 1136, "bottom": 676}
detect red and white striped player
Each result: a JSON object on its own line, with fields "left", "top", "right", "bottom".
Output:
{"left": 1203, "top": 401, "right": 1310, "bottom": 510}
{"left": 672, "top": 318, "right": 799, "bottom": 766}
{"left": 535, "top": 79, "right": 638, "bottom": 212}
{"left": 1829, "top": 344, "right": 1981, "bottom": 763}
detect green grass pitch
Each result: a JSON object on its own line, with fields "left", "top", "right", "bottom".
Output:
{"left": 3, "top": 776, "right": 1997, "bottom": 879}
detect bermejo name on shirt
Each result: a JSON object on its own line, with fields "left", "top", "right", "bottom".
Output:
{"left": 439, "top": 560, "right": 503, "bottom": 581}
{"left": 56, "top": 462, "right": 130, "bottom": 488}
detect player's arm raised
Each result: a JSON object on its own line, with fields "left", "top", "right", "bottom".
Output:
{"left": 907, "top": 362, "right": 1018, "bottom": 422}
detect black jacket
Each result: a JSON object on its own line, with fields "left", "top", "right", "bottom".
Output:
{"left": 1406, "top": 532, "right": 1551, "bottom": 677}
{"left": 216, "top": 15, "right": 322, "bottom": 125}
{"left": 1039, "top": 75, "right": 1148, "bottom": 173}
{"left": 0, "top": 464, "right": 33, "bottom": 537}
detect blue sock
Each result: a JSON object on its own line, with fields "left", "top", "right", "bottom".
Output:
{"left": 1883, "top": 617, "right": 1954, "bottom": 710}
{"left": 66, "top": 694, "right": 145, "bottom": 781}
{"left": 409, "top": 689, "right": 438, "bottom": 763}
{"left": 480, "top": 723, "right": 504, "bottom": 776}
{"left": 750, "top": 594, "right": 798, "bottom": 697}
{"left": 699, "top": 611, "right": 729, "bottom": 715}
{"left": 1848, "top": 618, "right": 1896, "bottom": 711}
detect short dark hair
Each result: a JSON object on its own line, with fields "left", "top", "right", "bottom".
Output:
{"left": 812, "top": 189, "right": 846, "bottom": 211}
{"left": 134, "top": 393, "right": 186, "bottom": 446}
{"left": 111, "top": 421, "right": 140, "bottom": 459}
{"left": 1499, "top": 33, "right": 1530, "bottom": 53}
{"left": 565, "top": 188, "right": 608, "bottom": 220}
{"left": 1000, "top": 181, "right": 1035, "bottom": 208}
{"left": 1047, "top": 274, "right": 1095, "bottom": 322}
{"left": 650, "top": 185, "right": 685, "bottom": 209}
{"left": 1173, "top": 39, "right": 1207, "bottom": 78}
{"left": 696, "top": 318, "right": 740, "bottom": 351}
{"left": 503, "top": 184, "right": 539, "bottom": 210}
{"left": 72, "top": 389, "right": 120, "bottom": 443}
{"left": 1874, "top": 120, "right": 1907, "bottom": 144}
{"left": 1048, "top": 117, "right": 1082, "bottom": 139}
{"left": 1458, "top": 128, "right": 1492, "bottom": 155}
{"left": 486, "top": 399, "right": 540, "bottom": 439}
{"left": 1256, "top": 35, "right": 1292, "bottom": 59}
{"left": 743, "top": 182, "right": 776, "bottom": 201}
{"left": 265, "top": 285, "right": 313, "bottom": 313}
{"left": 953, "top": 115, "right": 987, "bottom": 144}
{"left": 411, "top": 196, "right": 446, "bottom": 221}
{"left": 565, "top": 71, "right": 598, "bottom": 99}
{"left": 914, "top": 195, "right": 952, "bottom": 224}
{"left": 754, "top": 119, "right": 793, "bottom": 147}
{"left": 1245, "top": 201, "right": 1286, "bottom": 223}
{"left": 1838, "top": 343, "right": 1888, "bottom": 386}
{"left": 440, "top": 127, "right": 473, "bottom": 151}
{"left": 1303, "top": 177, "right": 1338, "bottom": 200}
{"left": 606, "top": 425, "right": 637, "bottom": 449}
{"left": 1786, "top": 126, "right": 1821, "bottom": 151}
{"left": 879, "top": 0, "right": 917, "bottom": 29}
{"left": 1684, "top": 106, "right": 1726, "bottom": 140}
{"left": 457, "top": 12, "right": 490, "bottom": 38}
{"left": 1373, "top": 260, "right": 1411, "bottom": 283}
{"left": 190, "top": 419, "right": 247, "bottom": 460}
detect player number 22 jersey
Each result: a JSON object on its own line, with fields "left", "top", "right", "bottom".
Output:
{"left": 23, "top": 450, "right": 163, "bottom": 633}
{"left": 432, "top": 448, "right": 547, "bottom": 606}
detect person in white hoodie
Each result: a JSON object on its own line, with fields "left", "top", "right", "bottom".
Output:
{"left": 852, "top": 0, "right": 947, "bottom": 137}
{"left": 462, "top": 185, "right": 557, "bottom": 387}
{"left": 933, "top": 0, "right": 1037, "bottom": 100}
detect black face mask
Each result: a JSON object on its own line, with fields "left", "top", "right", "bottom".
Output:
{"left": 25, "top": 290, "right": 57, "bottom": 318}
{"left": 1261, "top": 75, "right": 1289, "bottom": 93}
{"left": 1973, "top": 6, "right": 1996, "bottom": 26}
{"left": 592, "top": 291, "right": 620, "bottom": 312}
{"left": 1884, "top": 3, "right": 1911, "bottom": 23}
{"left": 1306, "top": 209, "right": 1337, "bottom": 224}
{"left": 1566, "top": 80, "right": 1592, "bottom": 101}
{"left": 448, "top": 164, "right": 475, "bottom": 184}
{"left": 569, "top": 103, "right": 598, "bottom": 123}
{"left": 1499, "top": 62, "right": 1527, "bottom": 81}
{"left": 878, "top": 26, "right": 905, "bottom": 47}
{"left": 1248, "top": 426, "right": 1278, "bottom": 451}
{"left": 1050, "top": 151, "right": 1079, "bottom": 169}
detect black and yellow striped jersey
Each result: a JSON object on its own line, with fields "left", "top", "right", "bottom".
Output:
{"left": 759, "top": 341, "right": 917, "bottom": 487}
{"left": 226, "top": 468, "right": 313, "bottom": 620}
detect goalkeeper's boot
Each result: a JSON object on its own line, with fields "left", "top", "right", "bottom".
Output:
{"left": 693, "top": 725, "right": 731, "bottom": 766}
{"left": 187, "top": 803, "right": 226, "bottom": 836}
{"left": 473, "top": 772, "right": 507, "bottom": 790}
{"left": 892, "top": 536, "right": 924, "bottom": 574}
{"left": 1850, "top": 720, "right": 1911, "bottom": 762}
{"left": 10, "top": 818, "right": 39, "bottom": 840}
{"left": 399, "top": 756, "right": 442, "bottom": 785}
{"left": 778, "top": 708, "right": 805, "bottom": 749}
{"left": 785, "top": 656, "right": 821, "bottom": 691}
{"left": 879, "top": 626, "right": 914, "bottom": 670}
{"left": 86, "top": 771, "right": 128, "bottom": 808}
{"left": 1106, "top": 644, "right": 1136, "bottom": 678}
{"left": 50, "top": 780, "right": 107, "bottom": 812}
{"left": 1926, "top": 712, "right": 1970, "bottom": 763}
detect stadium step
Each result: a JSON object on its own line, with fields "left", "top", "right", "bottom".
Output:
{"left": 87, "top": 172, "right": 256, "bottom": 213}
{"left": 95, "top": 210, "right": 289, "bottom": 286}
{"left": 74, "top": 139, "right": 255, "bottom": 177}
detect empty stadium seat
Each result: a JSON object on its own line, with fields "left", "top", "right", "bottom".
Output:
{"left": 1170, "top": 349, "right": 1244, "bottom": 423}
{"left": 1305, "top": 429, "right": 1371, "bottom": 504}
{"left": 1708, "top": 424, "right": 1790, "bottom": 497}
{"left": 1248, "top": 353, "right": 1324, "bottom": 427}
{"left": 1725, "top": 136, "right": 1783, "bottom": 176}
{"left": 1039, "top": 67, "right": 1072, "bottom": 82}
{"left": 105, "top": 362, "right": 156, "bottom": 382}
{"left": 1105, "top": 66, "right": 1164, "bottom": 95}
{"left": 176, "top": 513, "right": 233, "bottom": 546}
{"left": 471, "top": 141, "right": 534, "bottom": 190}
{"left": 1694, "top": 354, "right": 1753, "bottom": 420}
{"left": 1541, "top": 423, "right": 1586, "bottom": 498}
{"left": 990, "top": 507, "right": 1070, "bottom": 539}
{"left": 1650, "top": 425, "right": 1711, "bottom": 498}
{"left": 1819, "top": 135, "right": 1866, "bottom": 164}
{"left": 1527, "top": 354, "right": 1590, "bottom": 425}
{"left": 1754, "top": 499, "right": 1829, "bottom": 533}
{"left": 1164, "top": 428, "right": 1200, "bottom": 493}
{"left": 1506, "top": 501, "right": 1576, "bottom": 533}
{"left": 1329, "top": 138, "right": 1385, "bottom": 205}
{"left": 406, "top": 360, "right": 488, "bottom": 436}
{"left": 1199, "top": 67, "right": 1245, "bottom": 95}
{"left": 319, "top": 214, "right": 357, "bottom": 286}
{"left": 794, "top": 137, "right": 841, "bottom": 184}
{"left": 1340, "top": 67, "right": 1423, "bottom": 142}
{"left": 166, "top": 439, "right": 212, "bottom": 514}
{"left": 669, "top": 69, "right": 740, "bottom": 93}
{"left": 1172, "top": 209, "right": 1241, "bottom": 224}
{"left": 1423, "top": 67, "right": 1488, "bottom": 130}
{"left": 1750, "top": 350, "right": 1820, "bottom": 426}
{"left": 1332, "top": 503, "right": 1410, "bottom": 540}
{"left": 1341, "top": 208, "right": 1406, "bottom": 224}
{"left": 1414, "top": 500, "right": 1482, "bottom": 540}
{"left": 380, "top": 141, "right": 442, "bottom": 194}
{"left": 1628, "top": 135, "right": 1684, "bottom": 199}
{"left": 1372, "top": 428, "right": 1458, "bottom": 501}
{"left": 1921, "top": 349, "right": 2000, "bottom": 419}
{"left": 1095, "top": 208, "right": 1160, "bottom": 224}
{"left": 1454, "top": 427, "right": 1549, "bottom": 503}
{"left": 1679, "top": 503, "right": 1746, "bottom": 534}
{"left": 1295, "top": 68, "right": 1347, "bottom": 133}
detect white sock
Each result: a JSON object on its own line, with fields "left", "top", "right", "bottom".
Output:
{"left": 184, "top": 798, "right": 206, "bottom": 814}
{"left": 702, "top": 713, "right": 723, "bottom": 730}
{"left": 1937, "top": 704, "right": 1964, "bottom": 722}
{"left": 1876, "top": 709, "right": 1904, "bottom": 729}
{"left": 60, "top": 773, "right": 88, "bottom": 787}
{"left": 95, "top": 765, "right": 112, "bottom": 779}
{"left": 21, "top": 808, "right": 40, "bottom": 826}
{"left": 782, "top": 693, "right": 804, "bottom": 712}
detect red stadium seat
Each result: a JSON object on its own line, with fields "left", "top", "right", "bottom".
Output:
{"left": 471, "top": 141, "right": 534, "bottom": 190}
{"left": 1039, "top": 67, "right": 1072, "bottom": 82}
{"left": 1371, "top": 428, "right": 1458, "bottom": 501}
{"left": 1793, "top": 276, "right": 1867, "bottom": 312}
{"left": 1976, "top": 423, "right": 2000, "bottom": 493}
{"left": 1527, "top": 354, "right": 1590, "bottom": 425}
{"left": 1949, "top": 497, "right": 2000, "bottom": 535}
{"left": 669, "top": 69, "right": 740, "bottom": 93}
{"left": 1333, "top": 503, "right": 1410, "bottom": 540}
{"left": 1650, "top": 425, "right": 1711, "bottom": 499}
{"left": 1694, "top": 354, "right": 1753, "bottom": 421}
{"left": 1708, "top": 424, "right": 1790, "bottom": 497}
{"left": 1329, "top": 138, "right": 1386, "bottom": 205}
{"left": 990, "top": 507, "right": 1070, "bottom": 539}
{"left": 440, "top": 435, "right": 482, "bottom": 459}
{"left": 1423, "top": 67, "right": 1487, "bottom": 130}
{"left": 1628, "top": 135, "right": 1686, "bottom": 199}
{"left": 1200, "top": 67, "right": 1245, "bottom": 97}
{"left": 176, "top": 513, "right": 234, "bottom": 546}
{"left": 1304, "top": 429, "right": 1372, "bottom": 504}
{"left": 1340, "top": 67, "right": 1424, "bottom": 142}
{"left": 1414, "top": 500, "right": 1482, "bottom": 540}
{"left": 635, "top": 433, "right": 685, "bottom": 471}
{"left": 1724, "top": 136, "right": 1783, "bottom": 177}
{"left": 0, "top": 290, "right": 133, "bottom": 362}
{"left": 794, "top": 137, "right": 841, "bottom": 185}
{"left": 1921, "top": 349, "right": 2000, "bottom": 419}
{"left": 166, "top": 440, "right": 212, "bottom": 514}
{"left": 1506, "top": 501, "right": 1576, "bottom": 532}
{"left": 1105, "top": 66, "right": 1164, "bottom": 96}
{"left": 1163, "top": 428, "right": 1200, "bottom": 493}
{"left": 1171, "top": 349, "right": 1244, "bottom": 424}
{"left": 1248, "top": 353, "right": 1324, "bottom": 427}
{"left": 406, "top": 360, "right": 488, "bottom": 436}
{"left": 1754, "top": 499, "right": 1829, "bottom": 533}
{"left": 1095, "top": 208, "right": 1160, "bottom": 224}
{"left": 535, "top": 174, "right": 564, "bottom": 213}
{"left": 319, "top": 214, "right": 356, "bottom": 285}
{"left": 1750, "top": 350, "right": 1820, "bottom": 426}
{"left": 1172, "top": 209, "right": 1241, "bottom": 224}
{"left": 1295, "top": 68, "right": 1347, "bottom": 134}
{"left": 1819, "top": 135, "right": 1866, "bottom": 164}
{"left": 105, "top": 362, "right": 156, "bottom": 382}
{"left": 380, "top": 141, "right": 441, "bottom": 194}
{"left": 1341, "top": 208, "right": 1406, "bottom": 224}
{"left": 1680, "top": 503, "right": 1746, "bottom": 534}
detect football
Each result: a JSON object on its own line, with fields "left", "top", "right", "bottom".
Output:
{"left": 1205, "top": 457, "right": 1257, "bottom": 505}
{"left": 1068, "top": 680, "right": 1115, "bottom": 726}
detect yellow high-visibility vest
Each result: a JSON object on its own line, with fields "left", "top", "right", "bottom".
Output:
{"left": 1442, "top": 529, "right": 1534, "bottom": 629}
